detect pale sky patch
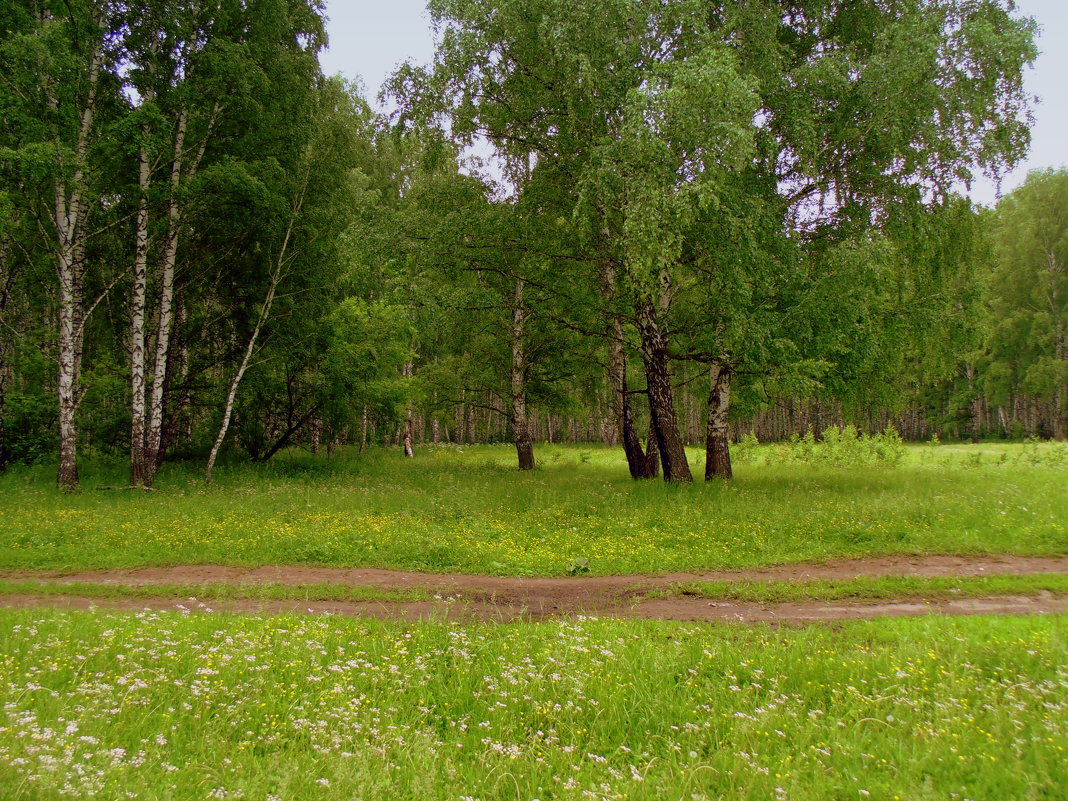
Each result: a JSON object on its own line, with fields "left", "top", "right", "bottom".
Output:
{"left": 319, "top": 0, "right": 1068, "bottom": 206}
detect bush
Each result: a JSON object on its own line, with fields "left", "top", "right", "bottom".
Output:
{"left": 731, "top": 432, "right": 761, "bottom": 464}
{"left": 780, "top": 424, "right": 905, "bottom": 467}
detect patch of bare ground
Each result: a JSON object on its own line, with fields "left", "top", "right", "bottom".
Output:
{"left": 2, "top": 554, "right": 1068, "bottom": 622}
{"left": 5, "top": 554, "right": 1068, "bottom": 600}
{"left": 2, "top": 591, "right": 1068, "bottom": 623}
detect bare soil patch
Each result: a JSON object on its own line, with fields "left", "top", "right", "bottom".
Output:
{"left": 2, "top": 590, "right": 1067, "bottom": 624}
{"left": 3, "top": 554, "right": 1068, "bottom": 622}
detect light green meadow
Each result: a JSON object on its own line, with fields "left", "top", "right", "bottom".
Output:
{"left": 0, "top": 443, "right": 1065, "bottom": 575}
{"left": 0, "top": 609, "right": 1064, "bottom": 801}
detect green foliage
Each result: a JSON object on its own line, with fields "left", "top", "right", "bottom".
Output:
{"left": 565, "top": 556, "right": 591, "bottom": 576}
{"left": 985, "top": 169, "right": 1068, "bottom": 436}
{"left": 731, "top": 432, "right": 762, "bottom": 464}
{"left": 778, "top": 425, "right": 906, "bottom": 468}
{"left": 2, "top": 391, "right": 56, "bottom": 464}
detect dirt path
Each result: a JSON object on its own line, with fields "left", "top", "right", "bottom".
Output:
{"left": 3, "top": 554, "right": 1068, "bottom": 623}
{"left": 2, "top": 591, "right": 1067, "bottom": 623}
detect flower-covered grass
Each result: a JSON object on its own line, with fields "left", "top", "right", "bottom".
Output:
{"left": 0, "top": 609, "right": 1064, "bottom": 800}
{"left": 1, "top": 443, "right": 1065, "bottom": 575}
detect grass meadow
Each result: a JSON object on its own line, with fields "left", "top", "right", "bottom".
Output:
{"left": 1, "top": 443, "right": 1067, "bottom": 799}
{"left": 1, "top": 610, "right": 1065, "bottom": 801}
{"left": 0, "top": 442, "right": 1065, "bottom": 575}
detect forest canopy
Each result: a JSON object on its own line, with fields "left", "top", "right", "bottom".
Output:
{"left": 0, "top": 0, "right": 1061, "bottom": 490}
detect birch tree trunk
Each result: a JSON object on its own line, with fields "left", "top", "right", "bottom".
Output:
{"left": 144, "top": 105, "right": 188, "bottom": 483}
{"left": 141, "top": 96, "right": 221, "bottom": 481}
{"left": 51, "top": 40, "right": 102, "bottom": 491}
{"left": 130, "top": 133, "right": 153, "bottom": 485}
{"left": 402, "top": 361, "right": 415, "bottom": 458}
{"left": 510, "top": 279, "right": 534, "bottom": 470}
{"left": 644, "top": 399, "right": 660, "bottom": 479}
{"left": 705, "top": 363, "right": 733, "bottom": 480}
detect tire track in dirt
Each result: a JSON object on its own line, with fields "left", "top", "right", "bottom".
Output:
{"left": 1, "top": 590, "right": 1067, "bottom": 623}
{"left": 3, "top": 554, "right": 1068, "bottom": 623}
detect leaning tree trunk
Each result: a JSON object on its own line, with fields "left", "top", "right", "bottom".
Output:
{"left": 206, "top": 261, "right": 283, "bottom": 483}
{"left": 705, "top": 362, "right": 733, "bottom": 480}
{"left": 599, "top": 259, "right": 650, "bottom": 478}
{"left": 206, "top": 168, "right": 306, "bottom": 482}
{"left": 511, "top": 279, "right": 535, "bottom": 470}
{"left": 635, "top": 295, "right": 691, "bottom": 482}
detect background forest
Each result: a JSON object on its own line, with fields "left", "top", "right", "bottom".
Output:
{"left": 0, "top": 0, "right": 1063, "bottom": 490}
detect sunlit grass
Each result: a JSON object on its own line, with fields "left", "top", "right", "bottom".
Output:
{"left": 1, "top": 443, "right": 1065, "bottom": 575}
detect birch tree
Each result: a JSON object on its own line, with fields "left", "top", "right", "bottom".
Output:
{"left": 398, "top": 0, "right": 1036, "bottom": 480}
{"left": 0, "top": 2, "right": 126, "bottom": 489}
{"left": 121, "top": 0, "right": 326, "bottom": 484}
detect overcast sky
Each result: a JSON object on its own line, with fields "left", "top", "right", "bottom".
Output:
{"left": 318, "top": 0, "right": 1067, "bottom": 207}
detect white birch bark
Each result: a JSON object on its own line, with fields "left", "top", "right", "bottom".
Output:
{"left": 143, "top": 101, "right": 219, "bottom": 482}
{"left": 52, "top": 38, "right": 102, "bottom": 490}
{"left": 130, "top": 132, "right": 152, "bottom": 485}
{"left": 402, "top": 362, "right": 415, "bottom": 457}
{"left": 206, "top": 168, "right": 306, "bottom": 481}
{"left": 144, "top": 104, "right": 188, "bottom": 480}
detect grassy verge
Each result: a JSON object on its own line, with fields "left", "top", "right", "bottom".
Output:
{"left": 0, "top": 579, "right": 431, "bottom": 605}
{"left": 0, "top": 609, "right": 1065, "bottom": 800}
{"left": 1, "top": 443, "right": 1066, "bottom": 575}
{"left": 668, "top": 573, "right": 1068, "bottom": 604}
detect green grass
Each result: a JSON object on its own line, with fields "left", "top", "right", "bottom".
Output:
{"left": 0, "top": 579, "right": 430, "bottom": 604}
{"left": 1, "top": 442, "right": 1066, "bottom": 575}
{"left": 0, "top": 609, "right": 1064, "bottom": 800}
{"left": 670, "top": 572, "right": 1068, "bottom": 604}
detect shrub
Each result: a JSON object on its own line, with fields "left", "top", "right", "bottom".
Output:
{"left": 780, "top": 424, "right": 905, "bottom": 467}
